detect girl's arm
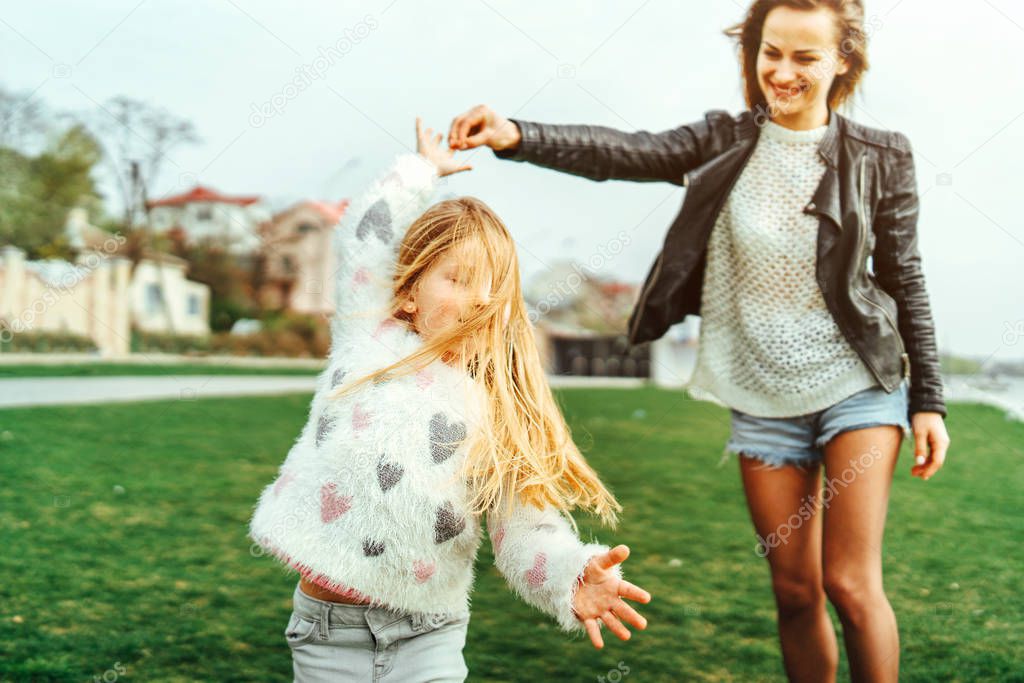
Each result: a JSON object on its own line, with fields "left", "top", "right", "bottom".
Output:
{"left": 485, "top": 498, "right": 622, "bottom": 634}
{"left": 331, "top": 151, "right": 440, "bottom": 337}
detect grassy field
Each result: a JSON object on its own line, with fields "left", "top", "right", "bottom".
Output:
{"left": 0, "top": 364, "right": 321, "bottom": 378}
{"left": 1, "top": 387, "right": 1020, "bottom": 682}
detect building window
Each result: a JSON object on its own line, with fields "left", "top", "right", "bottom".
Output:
{"left": 281, "top": 255, "right": 296, "bottom": 276}
{"left": 187, "top": 294, "right": 200, "bottom": 316}
{"left": 145, "top": 283, "right": 164, "bottom": 314}
{"left": 196, "top": 205, "right": 213, "bottom": 221}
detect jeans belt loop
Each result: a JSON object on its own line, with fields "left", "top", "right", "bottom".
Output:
{"left": 318, "top": 602, "right": 331, "bottom": 640}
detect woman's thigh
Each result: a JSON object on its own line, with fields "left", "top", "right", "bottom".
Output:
{"left": 739, "top": 454, "right": 826, "bottom": 592}
{"left": 820, "top": 424, "right": 902, "bottom": 587}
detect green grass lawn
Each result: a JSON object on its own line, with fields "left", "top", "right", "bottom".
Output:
{"left": 1, "top": 388, "right": 1021, "bottom": 682}
{"left": 0, "top": 364, "right": 321, "bottom": 378}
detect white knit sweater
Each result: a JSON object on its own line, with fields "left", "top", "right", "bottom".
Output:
{"left": 686, "top": 118, "right": 878, "bottom": 417}
{"left": 248, "top": 152, "right": 618, "bottom": 633}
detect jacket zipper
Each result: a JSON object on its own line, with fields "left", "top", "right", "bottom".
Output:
{"left": 854, "top": 153, "right": 909, "bottom": 388}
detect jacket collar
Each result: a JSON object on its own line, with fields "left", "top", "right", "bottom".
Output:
{"left": 738, "top": 106, "right": 842, "bottom": 169}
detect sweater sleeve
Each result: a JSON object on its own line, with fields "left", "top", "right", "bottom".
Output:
{"left": 486, "top": 497, "right": 621, "bottom": 633}
{"left": 332, "top": 152, "right": 439, "bottom": 331}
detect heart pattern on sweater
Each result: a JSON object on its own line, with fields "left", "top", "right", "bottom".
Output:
{"left": 413, "top": 559, "right": 436, "bottom": 583}
{"left": 376, "top": 456, "right": 404, "bottom": 492}
{"left": 273, "top": 471, "right": 295, "bottom": 497}
{"left": 330, "top": 367, "right": 347, "bottom": 389}
{"left": 319, "top": 482, "right": 353, "bottom": 523}
{"left": 415, "top": 368, "right": 434, "bottom": 390}
{"left": 355, "top": 198, "right": 392, "bottom": 243}
{"left": 429, "top": 412, "right": 466, "bottom": 463}
{"left": 362, "top": 538, "right": 386, "bottom": 556}
{"left": 491, "top": 525, "right": 506, "bottom": 555}
{"left": 526, "top": 552, "right": 548, "bottom": 587}
{"left": 352, "top": 404, "right": 371, "bottom": 432}
{"left": 352, "top": 267, "right": 370, "bottom": 287}
{"left": 315, "top": 413, "right": 336, "bottom": 448}
{"left": 434, "top": 501, "right": 466, "bottom": 544}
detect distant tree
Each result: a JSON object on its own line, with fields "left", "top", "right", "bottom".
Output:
{"left": 0, "top": 123, "right": 105, "bottom": 258}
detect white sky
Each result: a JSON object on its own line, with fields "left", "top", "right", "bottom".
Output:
{"left": 3, "top": 0, "right": 1022, "bottom": 360}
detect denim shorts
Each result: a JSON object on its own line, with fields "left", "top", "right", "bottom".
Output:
{"left": 722, "top": 379, "right": 911, "bottom": 469}
{"left": 286, "top": 581, "right": 470, "bottom": 682}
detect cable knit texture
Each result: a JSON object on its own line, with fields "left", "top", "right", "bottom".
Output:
{"left": 248, "top": 152, "right": 617, "bottom": 634}
{"left": 686, "top": 118, "right": 879, "bottom": 417}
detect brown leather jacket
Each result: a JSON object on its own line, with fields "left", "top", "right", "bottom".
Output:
{"left": 494, "top": 107, "right": 946, "bottom": 419}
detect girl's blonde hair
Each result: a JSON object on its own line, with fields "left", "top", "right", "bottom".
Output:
{"left": 329, "top": 196, "right": 621, "bottom": 529}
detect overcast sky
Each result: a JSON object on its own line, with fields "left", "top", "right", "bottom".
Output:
{"left": 3, "top": 0, "right": 1022, "bottom": 360}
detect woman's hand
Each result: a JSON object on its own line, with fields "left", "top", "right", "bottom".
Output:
{"left": 910, "top": 411, "right": 950, "bottom": 480}
{"left": 415, "top": 117, "right": 472, "bottom": 177}
{"left": 573, "top": 544, "right": 651, "bottom": 649}
{"left": 447, "top": 104, "right": 521, "bottom": 152}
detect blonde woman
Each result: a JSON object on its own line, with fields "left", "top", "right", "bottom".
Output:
{"left": 449, "top": 1, "right": 950, "bottom": 681}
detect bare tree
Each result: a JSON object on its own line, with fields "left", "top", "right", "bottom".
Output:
{"left": 87, "top": 95, "right": 200, "bottom": 230}
{"left": 0, "top": 84, "right": 50, "bottom": 152}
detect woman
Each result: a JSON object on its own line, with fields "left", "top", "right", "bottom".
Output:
{"left": 446, "top": 1, "right": 950, "bottom": 681}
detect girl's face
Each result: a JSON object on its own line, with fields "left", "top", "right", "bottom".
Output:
{"left": 756, "top": 6, "right": 849, "bottom": 119}
{"left": 401, "top": 243, "right": 495, "bottom": 348}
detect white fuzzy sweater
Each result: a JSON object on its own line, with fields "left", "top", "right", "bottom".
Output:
{"left": 686, "top": 118, "right": 878, "bottom": 417}
{"left": 248, "top": 152, "right": 618, "bottom": 633}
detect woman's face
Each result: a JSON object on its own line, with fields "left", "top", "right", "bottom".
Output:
{"left": 756, "top": 6, "right": 849, "bottom": 118}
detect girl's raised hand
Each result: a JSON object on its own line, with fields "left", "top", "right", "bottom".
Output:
{"left": 416, "top": 116, "right": 472, "bottom": 177}
{"left": 573, "top": 544, "right": 651, "bottom": 649}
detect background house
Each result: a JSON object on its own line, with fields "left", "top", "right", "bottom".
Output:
{"left": 257, "top": 199, "right": 349, "bottom": 316}
{"left": 146, "top": 185, "right": 270, "bottom": 256}
{"left": 67, "top": 208, "right": 211, "bottom": 338}
{"left": 0, "top": 244, "right": 132, "bottom": 355}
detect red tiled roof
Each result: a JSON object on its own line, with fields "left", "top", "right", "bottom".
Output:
{"left": 146, "top": 185, "right": 261, "bottom": 208}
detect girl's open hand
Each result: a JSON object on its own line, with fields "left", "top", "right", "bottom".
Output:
{"left": 416, "top": 116, "right": 472, "bottom": 177}
{"left": 573, "top": 544, "right": 651, "bottom": 649}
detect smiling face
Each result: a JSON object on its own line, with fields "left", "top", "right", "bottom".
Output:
{"left": 400, "top": 240, "right": 494, "bottom": 350}
{"left": 757, "top": 5, "right": 849, "bottom": 124}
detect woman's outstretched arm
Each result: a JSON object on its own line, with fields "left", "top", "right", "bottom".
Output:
{"left": 448, "top": 104, "right": 727, "bottom": 185}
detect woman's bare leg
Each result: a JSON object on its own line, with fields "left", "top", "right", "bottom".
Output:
{"left": 821, "top": 426, "right": 902, "bottom": 683}
{"left": 740, "top": 454, "right": 838, "bottom": 683}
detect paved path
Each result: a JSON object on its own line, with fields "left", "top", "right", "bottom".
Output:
{"left": 0, "top": 375, "right": 646, "bottom": 408}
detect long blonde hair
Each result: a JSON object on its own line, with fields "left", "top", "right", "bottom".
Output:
{"left": 328, "top": 196, "right": 621, "bottom": 529}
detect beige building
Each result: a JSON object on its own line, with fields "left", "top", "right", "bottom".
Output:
{"left": 0, "top": 210, "right": 212, "bottom": 355}
{"left": 258, "top": 200, "right": 349, "bottom": 316}
{"left": 0, "top": 245, "right": 132, "bottom": 355}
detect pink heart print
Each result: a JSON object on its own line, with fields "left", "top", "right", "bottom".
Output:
{"left": 352, "top": 404, "right": 371, "bottom": 432}
{"left": 319, "top": 482, "right": 353, "bottom": 523}
{"left": 492, "top": 525, "right": 506, "bottom": 555}
{"left": 415, "top": 368, "right": 434, "bottom": 389}
{"left": 526, "top": 552, "right": 548, "bottom": 587}
{"left": 413, "top": 560, "right": 436, "bottom": 583}
{"left": 273, "top": 471, "right": 296, "bottom": 497}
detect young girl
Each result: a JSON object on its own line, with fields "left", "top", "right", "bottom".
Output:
{"left": 248, "top": 118, "right": 651, "bottom": 681}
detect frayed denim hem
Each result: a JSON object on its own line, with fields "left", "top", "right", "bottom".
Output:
{"left": 719, "top": 444, "right": 821, "bottom": 471}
